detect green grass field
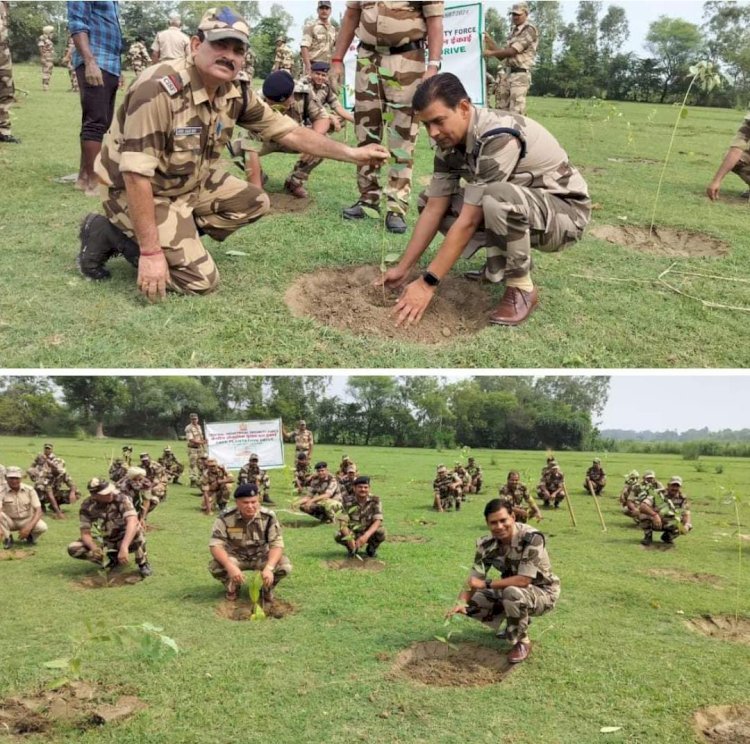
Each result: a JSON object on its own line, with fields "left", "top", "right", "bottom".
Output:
{"left": 1, "top": 64, "right": 749, "bottom": 368}
{"left": 1, "top": 434, "right": 748, "bottom": 743}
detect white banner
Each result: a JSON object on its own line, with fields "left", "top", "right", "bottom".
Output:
{"left": 342, "top": 2, "right": 485, "bottom": 109}
{"left": 205, "top": 419, "right": 284, "bottom": 470}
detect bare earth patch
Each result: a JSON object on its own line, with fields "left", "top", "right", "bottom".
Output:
{"left": 390, "top": 641, "right": 516, "bottom": 687}
{"left": 0, "top": 549, "right": 35, "bottom": 561}
{"left": 590, "top": 224, "right": 730, "bottom": 258}
{"left": 389, "top": 535, "right": 428, "bottom": 544}
{"left": 645, "top": 568, "right": 724, "bottom": 587}
{"left": 0, "top": 680, "right": 146, "bottom": 737}
{"left": 639, "top": 542, "right": 675, "bottom": 552}
{"left": 687, "top": 615, "right": 750, "bottom": 645}
{"left": 285, "top": 265, "right": 495, "bottom": 345}
{"left": 72, "top": 570, "right": 143, "bottom": 589}
{"left": 269, "top": 192, "right": 310, "bottom": 214}
{"left": 326, "top": 557, "right": 385, "bottom": 572}
{"left": 693, "top": 704, "right": 750, "bottom": 743}
{"left": 216, "top": 598, "right": 296, "bottom": 621}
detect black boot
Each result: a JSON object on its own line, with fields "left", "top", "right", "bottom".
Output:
{"left": 78, "top": 213, "right": 140, "bottom": 280}
{"left": 640, "top": 531, "right": 653, "bottom": 546}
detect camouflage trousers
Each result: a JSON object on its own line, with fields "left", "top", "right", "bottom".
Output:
{"left": 258, "top": 138, "right": 323, "bottom": 187}
{"left": 436, "top": 490, "right": 459, "bottom": 511}
{"left": 131, "top": 61, "right": 146, "bottom": 75}
{"left": 466, "top": 584, "right": 558, "bottom": 644}
{"left": 732, "top": 155, "right": 750, "bottom": 188}
{"left": 419, "top": 183, "right": 591, "bottom": 281}
{"left": 101, "top": 167, "right": 270, "bottom": 294}
{"left": 205, "top": 486, "right": 231, "bottom": 510}
{"left": 41, "top": 55, "right": 53, "bottom": 90}
{"left": 511, "top": 505, "right": 530, "bottom": 523}
{"left": 67, "top": 531, "right": 148, "bottom": 566}
{"left": 639, "top": 514, "right": 679, "bottom": 539}
{"left": 67, "top": 65, "right": 79, "bottom": 91}
{"left": 188, "top": 446, "right": 206, "bottom": 485}
{"left": 208, "top": 552, "right": 292, "bottom": 588}
{"left": 0, "top": 513, "right": 48, "bottom": 541}
{"left": 496, "top": 71, "right": 530, "bottom": 115}
{"left": 622, "top": 500, "right": 640, "bottom": 521}
{"left": 584, "top": 479, "right": 605, "bottom": 495}
{"left": 354, "top": 49, "right": 424, "bottom": 214}
{"left": 300, "top": 497, "right": 341, "bottom": 522}
{"left": 0, "top": 35, "right": 13, "bottom": 135}
{"left": 334, "top": 526, "right": 386, "bottom": 552}
{"left": 537, "top": 486, "right": 565, "bottom": 506}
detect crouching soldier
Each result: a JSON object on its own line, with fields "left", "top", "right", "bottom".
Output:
{"left": 537, "top": 464, "right": 565, "bottom": 508}
{"left": 619, "top": 470, "right": 641, "bottom": 522}
{"left": 209, "top": 483, "right": 292, "bottom": 601}
{"left": 583, "top": 458, "right": 606, "bottom": 496}
{"left": 67, "top": 478, "right": 152, "bottom": 577}
{"left": 334, "top": 476, "right": 385, "bottom": 558}
{"left": 158, "top": 446, "right": 184, "bottom": 484}
{"left": 201, "top": 458, "right": 234, "bottom": 515}
{"left": 433, "top": 464, "right": 462, "bottom": 512}
{"left": 238, "top": 453, "right": 273, "bottom": 505}
{"left": 499, "top": 470, "right": 542, "bottom": 523}
{"left": 467, "top": 457, "right": 483, "bottom": 493}
{"left": 638, "top": 479, "right": 681, "bottom": 547}
{"left": 1, "top": 467, "right": 48, "bottom": 549}
{"left": 293, "top": 451, "right": 312, "bottom": 494}
{"left": 300, "top": 462, "right": 342, "bottom": 523}
{"left": 117, "top": 467, "right": 160, "bottom": 527}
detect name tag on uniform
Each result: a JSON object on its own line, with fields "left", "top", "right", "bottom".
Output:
{"left": 227, "top": 527, "right": 244, "bottom": 539}
{"left": 175, "top": 126, "right": 203, "bottom": 136}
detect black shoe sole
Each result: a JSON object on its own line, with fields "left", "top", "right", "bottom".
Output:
{"left": 78, "top": 214, "right": 112, "bottom": 281}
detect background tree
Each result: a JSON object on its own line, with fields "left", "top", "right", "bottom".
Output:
{"left": 645, "top": 16, "right": 704, "bottom": 102}
{"left": 527, "top": 0, "right": 563, "bottom": 96}
{"left": 483, "top": 7, "right": 508, "bottom": 80}
{"left": 0, "top": 377, "right": 68, "bottom": 435}
{"left": 54, "top": 378, "right": 127, "bottom": 438}
{"left": 702, "top": 0, "right": 750, "bottom": 107}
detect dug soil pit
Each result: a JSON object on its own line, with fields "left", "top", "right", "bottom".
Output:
{"left": 389, "top": 535, "right": 428, "bottom": 544}
{"left": 0, "top": 549, "right": 35, "bottom": 561}
{"left": 326, "top": 557, "right": 385, "bottom": 572}
{"left": 688, "top": 615, "right": 750, "bottom": 645}
{"left": 73, "top": 570, "right": 143, "bottom": 589}
{"left": 645, "top": 568, "right": 724, "bottom": 587}
{"left": 285, "top": 265, "right": 495, "bottom": 345}
{"left": 693, "top": 704, "right": 750, "bottom": 743}
{"left": 0, "top": 680, "right": 146, "bottom": 737}
{"left": 590, "top": 224, "right": 730, "bottom": 258}
{"left": 390, "top": 641, "right": 515, "bottom": 687}
{"left": 216, "top": 598, "right": 296, "bottom": 621}
{"left": 269, "top": 192, "right": 310, "bottom": 214}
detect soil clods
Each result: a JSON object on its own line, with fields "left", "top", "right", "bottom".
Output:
{"left": 693, "top": 704, "right": 750, "bottom": 743}
{"left": 688, "top": 615, "right": 750, "bottom": 646}
{"left": 590, "top": 224, "right": 730, "bottom": 258}
{"left": 326, "top": 557, "right": 385, "bottom": 572}
{"left": 216, "top": 598, "right": 296, "bottom": 621}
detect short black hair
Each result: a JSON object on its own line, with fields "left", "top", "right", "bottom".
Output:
{"left": 507, "top": 470, "right": 520, "bottom": 479}
{"left": 484, "top": 498, "right": 513, "bottom": 519}
{"left": 196, "top": 30, "right": 205, "bottom": 42}
{"left": 413, "top": 72, "right": 470, "bottom": 112}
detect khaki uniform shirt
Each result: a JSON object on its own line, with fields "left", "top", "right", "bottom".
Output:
{"left": 116, "top": 476, "right": 157, "bottom": 510}
{"left": 37, "top": 34, "right": 54, "bottom": 58}
{"left": 730, "top": 115, "right": 750, "bottom": 166}
{"left": 78, "top": 492, "right": 138, "bottom": 541}
{"left": 272, "top": 43, "right": 294, "bottom": 71}
{"left": 201, "top": 465, "right": 232, "bottom": 494}
{"left": 505, "top": 20, "right": 538, "bottom": 70}
{"left": 345, "top": 495, "right": 384, "bottom": 531}
{"left": 347, "top": 1, "right": 444, "bottom": 47}
{"left": 470, "top": 523, "right": 560, "bottom": 596}
{"left": 433, "top": 472, "right": 461, "bottom": 496}
{"left": 1, "top": 484, "right": 41, "bottom": 521}
{"left": 209, "top": 506, "right": 284, "bottom": 561}
{"left": 300, "top": 19, "right": 337, "bottom": 63}
{"left": 308, "top": 473, "right": 340, "bottom": 500}
{"left": 185, "top": 422, "right": 205, "bottom": 447}
{"left": 427, "top": 107, "right": 590, "bottom": 225}
{"left": 295, "top": 429, "right": 314, "bottom": 452}
{"left": 151, "top": 26, "right": 190, "bottom": 60}
{"left": 302, "top": 75, "right": 339, "bottom": 110}
{"left": 586, "top": 466, "right": 605, "bottom": 483}
{"left": 499, "top": 482, "right": 532, "bottom": 507}
{"left": 95, "top": 55, "right": 298, "bottom": 196}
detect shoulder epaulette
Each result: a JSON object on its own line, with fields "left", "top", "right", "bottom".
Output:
{"left": 473, "top": 127, "right": 527, "bottom": 160}
{"left": 158, "top": 74, "right": 184, "bottom": 96}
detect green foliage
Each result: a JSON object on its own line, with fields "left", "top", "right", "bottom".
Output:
{"left": 714, "top": 464, "right": 724, "bottom": 474}
{"left": 248, "top": 571, "right": 267, "bottom": 620}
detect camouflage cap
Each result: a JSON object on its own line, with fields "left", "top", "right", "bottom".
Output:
{"left": 628, "top": 469, "right": 640, "bottom": 478}
{"left": 437, "top": 464, "right": 447, "bottom": 472}
{"left": 346, "top": 466, "right": 356, "bottom": 473}
{"left": 318, "top": 0, "right": 331, "bottom": 7}
{"left": 668, "top": 476, "right": 683, "bottom": 486}
{"left": 276, "top": 34, "right": 289, "bottom": 43}
{"left": 593, "top": 458, "right": 601, "bottom": 463}
{"left": 298, "top": 419, "right": 306, "bottom": 426}
{"left": 206, "top": 457, "right": 218, "bottom": 465}
{"left": 88, "top": 477, "right": 116, "bottom": 495}
{"left": 643, "top": 470, "right": 655, "bottom": 479}
{"left": 127, "top": 467, "right": 147, "bottom": 479}
{"left": 199, "top": 454, "right": 209, "bottom": 460}
{"left": 198, "top": 7, "right": 250, "bottom": 44}
{"left": 42, "top": 25, "right": 54, "bottom": 34}
{"left": 189, "top": 412, "right": 199, "bottom": 418}
{"left": 5, "top": 466, "right": 23, "bottom": 478}
{"left": 139, "top": 452, "right": 150, "bottom": 460}
{"left": 510, "top": 2, "right": 529, "bottom": 14}
{"left": 164, "top": 446, "right": 172, "bottom": 452}
{"left": 44, "top": 442, "right": 54, "bottom": 449}
{"left": 123, "top": 445, "right": 133, "bottom": 451}
{"left": 249, "top": 452, "right": 259, "bottom": 460}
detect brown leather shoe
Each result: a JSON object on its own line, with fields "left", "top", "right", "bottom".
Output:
{"left": 284, "top": 179, "right": 308, "bottom": 199}
{"left": 489, "top": 286, "right": 538, "bottom": 326}
{"left": 508, "top": 641, "right": 531, "bottom": 664}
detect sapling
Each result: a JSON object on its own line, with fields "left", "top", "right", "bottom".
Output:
{"left": 248, "top": 570, "right": 267, "bottom": 620}
{"left": 721, "top": 488, "right": 744, "bottom": 623}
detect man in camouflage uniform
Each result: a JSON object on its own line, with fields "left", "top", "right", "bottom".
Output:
{"left": 338, "top": 464, "right": 359, "bottom": 509}
{"left": 335, "top": 476, "right": 385, "bottom": 558}
{"left": 62, "top": 35, "right": 79, "bottom": 92}
{"left": 209, "top": 483, "right": 291, "bottom": 601}
{"left": 453, "top": 462, "right": 472, "bottom": 498}
{"left": 537, "top": 464, "right": 565, "bottom": 509}
{"left": 333, "top": 1, "right": 444, "bottom": 234}
{"left": 1, "top": 467, "right": 48, "bottom": 549}
{"left": 301, "top": 1, "right": 336, "bottom": 76}
{"left": 127, "top": 39, "right": 151, "bottom": 76}
{"left": 303, "top": 62, "right": 354, "bottom": 132}
{"left": 158, "top": 446, "right": 184, "bottom": 484}
{"left": 151, "top": 13, "right": 190, "bottom": 64}
{"left": 243, "top": 46, "right": 256, "bottom": 82}
{"left": 271, "top": 35, "right": 294, "bottom": 72}
{"left": 122, "top": 445, "right": 133, "bottom": 466}
{"left": 46, "top": 458, "right": 78, "bottom": 507}
{"left": 484, "top": 3, "right": 538, "bottom": 115}
{"left": 201, "top": 457, "right": 234, "bottom": 515}
{"left": 447, "top": 498, "right": 559, "bottom": 664}
{"left": 300, "top": 461, "right": 341, "bottom": 523}
{"left": 293, "top": 451, "right": 312, "bottom": 494}
{"left": 638, "top": 476, "right": 686, "bottom": 547}
{"left": 38, "top": 25, "right": 55, "bottom": 92}
{"left": 384, "top": 73, "right": 591, "bottom": 328}
{"left": 665, "top": 476, "right": 692, "bottom": 533}
{"left": 0, "top": 1, "right": 20, "bottom": 144}
{"left": 433, "top": 464, "right": 462, "bottom": 512}
{"left": 707, "top": 113, "right": 750, "bottom": 201}
{"left": 139, "top": 452, "right": 168, "bottom": 501}
{"left": 78, "top": 7, "right": 387, "bottom": 299}
{"left": 641, "top": 470, "right": 665, "bottom": 493}
{"left": 185, "top": 413, "right": 207, "bottom": 487}
{"left": 284, "top": 419, "right": 314, "bottom": 461}
{"left": 467, "top": 456, "right": 483, "bottom": 493}
{"left": 499, "top": 470, "right": 541, "bottom": 523}
{"left": 31, "top": 442, "right": 56, "bottom": 471}
{"left": 117, "top": 467, "right": 159, "bottom": 526}
{"left": 583, "top": 458, "right": 606, "bottom": 496}
{"left": 238, "top": 453, "right": 273, "bottom": 505}
{"left": 619, "top": 469, "right": 641, "bottom": 522}
{"left": 109, "top": 457, "right": 128, "bottom": 483}
{"left": 29, "top": 458, "right": 66, "bottom": 520}
{"left": 337, "top": 454, "right": 356, "bottom": 478}
{"left": 68, "top": 477, "right": 152, "bottom": 576}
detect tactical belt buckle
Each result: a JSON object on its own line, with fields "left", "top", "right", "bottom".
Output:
{"left": 375, "top": 44, "right": 390, "bottom": 55}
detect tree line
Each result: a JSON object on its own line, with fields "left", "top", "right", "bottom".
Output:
{"left": 0, "top": 376, "right": 610, "bottom": 452}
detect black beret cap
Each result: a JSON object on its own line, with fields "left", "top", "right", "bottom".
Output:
{"left": 234, "top": 483, "right": 259, "bottom": 498}
{"left": 315, "top": 461, "right": 327, "bottom": 469}
{"left": 263, "top": 70, "right": 295, "bottom": 102}
{"left": 354, "top": 476, "right": 370, "bottom": 485}
{"left": 311, "top": 61, "right": 330, "bottom": 72}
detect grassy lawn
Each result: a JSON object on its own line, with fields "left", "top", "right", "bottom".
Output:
{"left": 1, "top": 64, "right": 749, "bottom": 368}
{"left": 1, "top": 434, "right": 748, "bottom": 743}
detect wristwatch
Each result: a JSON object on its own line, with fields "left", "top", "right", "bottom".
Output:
{"left": 485, "top": 577, "right": 493, "bottom": 589}
{"left": 422, "top": 270, "right": 440, "bottom": 287}
{"left": 428, "top": 59, "right": 442, "bottom": 70}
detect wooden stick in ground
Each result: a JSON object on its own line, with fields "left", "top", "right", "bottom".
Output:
{"left": 587, "top": 481, "right": 607, "bottom": 531}
{"left": 562, "top": 485, "right": 577, "bottom": 527}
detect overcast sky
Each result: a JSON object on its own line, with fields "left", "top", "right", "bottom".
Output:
{"left": 265, "top": 0, "right": 709, "bottom": 56}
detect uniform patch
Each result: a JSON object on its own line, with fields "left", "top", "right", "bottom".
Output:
{"left": 175, "top": 126, "right": 203, "bottom": 136}
{"left": 159, "top": 74, "right": 183, "bottom": 96}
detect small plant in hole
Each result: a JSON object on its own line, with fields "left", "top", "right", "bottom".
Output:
{"left": 435, "top": 611, "right": 468, "bottom": 651}
{"left": 720, "top": 487, "right": 744, "bottom": 623}
{"left": 247, "top": 570, "right": 267, "bottom": 620}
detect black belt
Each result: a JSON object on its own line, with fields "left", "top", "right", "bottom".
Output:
{"left": 359, "top": 39, "right": 425, "bottom": 55}
{"left": 508, "top": 67, "right": 527, "bottom": 73}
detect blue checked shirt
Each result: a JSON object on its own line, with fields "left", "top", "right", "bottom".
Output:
{"left": 67, "top": 1, "right": 123, "bottom": 77}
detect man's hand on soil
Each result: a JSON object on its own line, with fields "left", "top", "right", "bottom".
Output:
{"left": 376, "top": 265, "right": 409, "bottom": 290}
{"left": 393, "top": 278, "right": 436, "bottom": 328}
{"left": 137, "top": 252, "right": 168, "bottom": 303}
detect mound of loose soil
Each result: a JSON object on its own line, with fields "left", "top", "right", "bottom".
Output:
{"left": 0, "top": 680, "right": 145, "bottom": 736}
{"left": 0, "top": 549, "right": 35, "bottom": 561}
{"left": 285, "top": 265, "right": 496, "bottom": 345}
{"left": 390, "top": 641, "right": 516, "bottom": 687}
{"left": 693, "top": 704, "right": 750, "bottom": 743}
{"left": 590, "top": 224, "right": 730, "bottom": 258}
{"left": 269, "top": 192, "right": 310, "bottom": 214}
{"left": 688, "top": 615, "right": 750, "bottom": 645}
{"left": 388, "top": 535, "right": 428, "bottom": 544}
{"left": 216, "top": 598, "right": 296, "bottom": 621}
{"left": 73, "top": 570, "right": 143, "bottom": 589}
{"left": 645, "top": 568, "right": 724, "bottom": 587}
{"left": 326, "top": 557, "right": 385, "bottom": 572}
